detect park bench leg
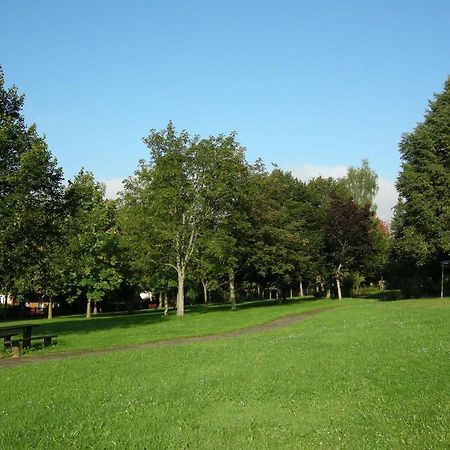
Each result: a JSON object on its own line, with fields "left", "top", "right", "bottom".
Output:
{"left": 3, "top": 336, "right": 12, "bottom": 349}
{"left": 23, "top": 328, "right": 32, "bottom": 348}
{"left": 43, "top": 336, "right": 52, "bottom": 346}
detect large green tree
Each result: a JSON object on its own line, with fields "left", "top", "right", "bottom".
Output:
{"left": 246, "top": 168, "right": 312, "bottom": 301}
{"left": 64, "top": 170, "right": 122, "bottom": 318}
{"left": 120, "top": 123, "right": 248, "bottom": 316}
{"left": 392, "top": 76, "right": 450, "bottom": 295}
{"left": 0, "top": 67, "right": 64, "bottom": 315}
{"left": 324, "top": 195, "right": 375, "bottom": 299}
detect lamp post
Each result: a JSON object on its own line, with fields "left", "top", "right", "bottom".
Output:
{"left": 441, "top": 260, "right": 450, "bottom": 298}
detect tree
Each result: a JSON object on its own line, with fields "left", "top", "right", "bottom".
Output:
{"left": 191, "top": 232, "right": 225, "bottom": 305}
{"left": 343, "top": 159, "right": 379, "bottom": 210}
{"left": 121, "top": 123, "right": 249, "bottom": 316}
{"left": 306, "top": 176, "right": 349, "bottom": 297}
{"left": 0, "top": 67, "right": 64, "bottom": 316}
{"left": 64, "top": 170, "right": 122, "bottom": 318}
{"left": 361, "top": 218, "right": 390, "bottom": 289}
{"left": 118, "top": 165, "right": 177, "bottom": 315}
{"left": 324, "top": 195, "right": 375, "bottom": 299}
{"left": 392, "top": 76, "right": 450, "bottom": 296}
{"left": 246, "top": 168, "right": 313, "bottom": 301}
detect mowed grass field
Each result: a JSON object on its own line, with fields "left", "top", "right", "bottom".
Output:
{"left": 1, "top": 298, "right": 333, "bottom": 356}
{"left": 1, "top": 298, "right": 449, "bottom": 449}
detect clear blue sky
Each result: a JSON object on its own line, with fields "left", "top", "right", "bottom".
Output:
{"left": 2, "top": 0, "right": 450, "bottom": 188}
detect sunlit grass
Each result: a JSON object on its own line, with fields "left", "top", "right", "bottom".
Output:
{"left": 1, "top": 298, "right": 449, "bottom": 449}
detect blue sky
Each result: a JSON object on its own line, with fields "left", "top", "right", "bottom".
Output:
{"left": 2, "top": 1, "right": 450, "bottom": 221}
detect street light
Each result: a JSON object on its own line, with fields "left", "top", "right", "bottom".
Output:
{"left": 441, "top": 260, "right": 450, "bottom": 298}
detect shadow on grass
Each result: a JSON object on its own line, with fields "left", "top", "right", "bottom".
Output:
{"left": 2, "top": 296, "right": 320, "bottom": 339}
{"left": 353, "top": 290, "right": 404, "bottom": 301}
{"left": 24, "top": 309, "right": 167, "bottom": 337}
{"left": 185, "top": 296, "right": 320, "bottom": 314}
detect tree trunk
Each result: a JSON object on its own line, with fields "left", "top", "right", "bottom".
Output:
{"left": 269, "top": 290, "right": 272, "bottom": 300}
{"left": 299, "top": 278, "right": 304, "bottom": 297}
{"left": 158, "top": 292, "right": 163, "bottom": 309}
{"left": 164, "top": 290, "right": 169, "bottom": 316}
{"left": 93, "top": 302, "right": 98, "bottom": 315}
{"left": 47, "top": 300, "right": 53, "bottom": 320}
{"left": 86, "top": 298, "right": 92, "bottom": 318}
{"left": 336, "top": 276, "right": 342, "bottom": 300}
{"left": 257, "top": 285, "right": 261, "bottom": 299}
{"left": 290, "top": 287, "right": 293, "bottom": 298}
{"left": 176, "top": 268, "right": 185, "bottom": 317}
{"left": 229, "top": 268, "right": 236, "bottom": 311}
{"left": 319, "top": 277, "right": 325, "bottom": 295}
{"left": 2, "top": 298, "right": 7, "bottom": 320}
{"left": 202, "top": 280, "right": 208, "bottom": 305}
{"left": 336, "top": 264, "right": 343, "bottom": 300}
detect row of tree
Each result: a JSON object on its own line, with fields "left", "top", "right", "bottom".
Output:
{"left": 118, "top": 124, "right": 387, "bottom": 316}
{"left": 1, "top": 67, "right": 448, "bottom": 318}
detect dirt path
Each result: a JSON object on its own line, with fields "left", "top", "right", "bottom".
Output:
{"left": 0, "top": 307, "right": 333, "bottom": 369}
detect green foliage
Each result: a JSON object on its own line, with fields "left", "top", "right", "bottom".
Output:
{"left": 324, "top": 194, "right": 375, "bottom": 297}
{"left": 119, "top": 123, "right": 249, "bottom": 314}
{"left": 64, "top": 170, "right": 122, "bottom": 315}
{"left": 343, "top": 158, "right": 379, "bottom": 210}
{"left": 392, "top": 76, "right": 450, "bottom": 295}
{"left": 0, "top": 67, "right": 64, "bottom": 302}
{"left": 247, "top": 168, "right": 312, "bottom": 297}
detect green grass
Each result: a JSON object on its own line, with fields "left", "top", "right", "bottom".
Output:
{"left": 1, "top": 298, "right": 449, "bottom": 449}
{"left": 1, "top": 298, "right": 333, "bottom": 356}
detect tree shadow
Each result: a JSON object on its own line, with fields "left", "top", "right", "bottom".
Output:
{"left": 15, "top": 308, "right": 167, "bottom": 337}
{"left": 353, "top": 290, "right": 404, "bottom": 301}
{"left": 2, "top": 296, "right": 320, "bottom": 339}
{"left": 186, "top": 296, "right": 320, "bottom": 314}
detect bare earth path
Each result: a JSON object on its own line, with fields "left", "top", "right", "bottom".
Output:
{"left": 0, "top": 307, "right": 333, "bottom": 369}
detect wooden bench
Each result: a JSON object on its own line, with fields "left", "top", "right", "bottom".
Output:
{"left": 7, "top": 334, "right": 58, "bottom": 350}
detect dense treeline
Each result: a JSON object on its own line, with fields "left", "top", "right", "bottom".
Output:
{"left": 1, "top": 68, "right": 449, "bottom": 318}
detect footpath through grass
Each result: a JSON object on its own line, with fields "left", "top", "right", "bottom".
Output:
{"left": 1, "top": 297, "right": 332, "bottom": 356}
{"left": 1, "top": 298, "right": 449, "bottom": 449}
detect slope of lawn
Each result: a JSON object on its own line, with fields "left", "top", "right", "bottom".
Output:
{"left": 1, "top": 298, "right": 449, "bottom": 449}
{"left": 1, "top": 298, "right": 334, "bottom": 356}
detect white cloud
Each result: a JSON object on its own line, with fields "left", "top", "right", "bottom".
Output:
{"left": 374, "top": 178, "right": 398, "bottom": 224}
{"left": 287, "top": 164, "right": 398, "bottom": 224}
{"left": 289, "top": 163, "right": 348, "bottom": 181}
{"left": 101, "top": 178, "right": 124, "bottom": 199}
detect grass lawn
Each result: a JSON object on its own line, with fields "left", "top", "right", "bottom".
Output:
{"left": 1, "top": 298, "right": 334, "bottom": 356}
{"left": 1, "top": 297, "right": 449, "bottom": 449}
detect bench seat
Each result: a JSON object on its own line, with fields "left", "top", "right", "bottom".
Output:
{"left": 10, "top": 334, "right": 58, "bottom": 347}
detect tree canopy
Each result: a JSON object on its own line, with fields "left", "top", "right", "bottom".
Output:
{"left": 392, "top": 76, "right": 450, "bottom": 295}
{"left": 0, "top": 68, "right": 64, "bottom": 311}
